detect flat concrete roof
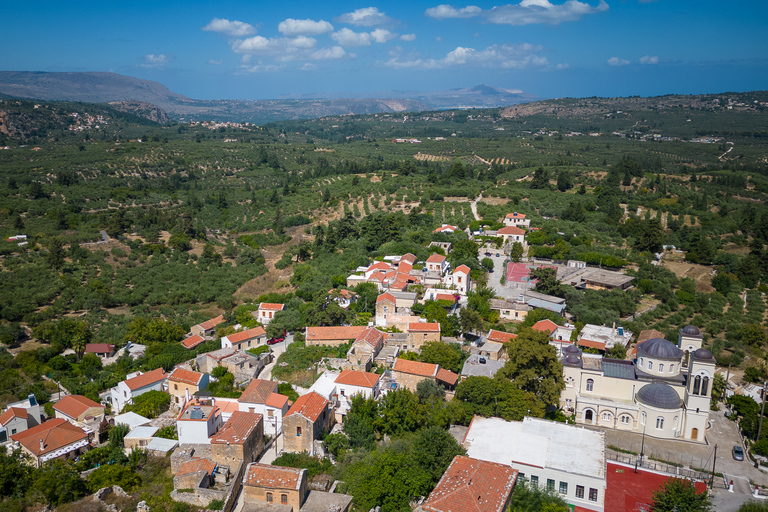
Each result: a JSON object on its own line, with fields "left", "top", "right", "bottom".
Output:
{"left": 463, "top": 416, "right": 605, "bottom": 479}
{"left": 126, "top": 426, "right": 159, "bottom": 439}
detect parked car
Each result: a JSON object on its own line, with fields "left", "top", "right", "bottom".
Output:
{"left": 733, "top": 445, "right": 744, "bottom": 461}
{"left": 496, "top": 253, "right": 500, "bottom": 257}
{"left": 267, "top": 335, "right": 285, "bottom": 345}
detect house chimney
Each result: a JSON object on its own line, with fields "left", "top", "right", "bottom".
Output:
{"left": 39, "top": 438, "right": 44, "bottom": 452}
{"left": 211, "top": 397, "right": 216, "bottom": 407}
{"left": 612, "top": 321, "right": 616, "bottom": 334}
{"left": 186, "top": 388, "right": 190, "bottom": 403}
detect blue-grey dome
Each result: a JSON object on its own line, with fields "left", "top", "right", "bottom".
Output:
{"left": 564, "top": 345, "right": 581, "bottom": 355}
{"left": 693, "top": 348, "right": 715, "bottom": 362}
{"left": 637, "top": 338, "right": 683, "bottom": 360}
{"left": 681, "top": 325, "right": 702, "bottom": 336}
{"left": 563, "top": 355, "right": 582, "bottom": 366}
{"left": 636, "top": 383, "right": 682, "bottom": 410}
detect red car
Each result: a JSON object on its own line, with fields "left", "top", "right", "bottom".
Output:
{"left": 267, "top": 335, "right": 285, "bottom": 345}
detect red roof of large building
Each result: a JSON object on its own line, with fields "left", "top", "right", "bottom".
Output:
{"left": 0, "top": 407, "right": 27, "bottom": 426}
{"left": 244, "top": 463, "right": 305, "bottom": 490}
{"left": 367, "top": 261, "right": 391, "bottom": 272}
{"left": 286, "top": 392, "right": 327, "bottom": 422}
{"left": 335, "top": 370, "right": 380, "bottom": 388}
{"left": 259, "top": 303, "right": 285, "bottom": 311}
{"left": 226, "top": 326, "right": 266, "bottom": 344}
{"left": 169, "top": 367, "right": 205, "bottom": 386}
{"left": 393, "top": 358, "right": 439, "bottom": 378}
{"left": 498, "top": 226, "right": 525, "bottom": 235}
{"left": 84, "top": 343, "right": 115, "bottom": 354}
{"left": 423, "top": 455, "right": 518, "bottom": 512}
{"left": 211, "top": 411, "right": 262, "bottom": 445}
{"left": 124, "top": 368, "right": 167, "bottom": 391}
{"left": 354, "top": 327, "right": 386, "bottom": 348}
{"left": 532, "top": 319, "right": 559, "bottom": 335}
{"left": 53, "top": 395, "right": 103, "bottom": 419}
{"left": 306, "top": 326, "right": 366, "bottom": 342}
{"left": 197, "top": 315, "right": 225, "bottom": 331}
{"left": 605, "top": 463, "right": 707, "bottom": 512}
{"left": 487, "top": 329, "right": 517, "bottom": 343}
{"left": 453, "top": 264, "right": 471, "bottom": 275}
{"left": 376, "top": 292, "right": 396, "bottom": 304}
{"left": 266, "top": 393, "right": 289, "bottom": 409}
{"left": 11, "top": 418, "right": 88, "bottom": 456}
{"left": 181, "top": 334, "right": 205, "bottom": 350}
{"left": 408, "top": 322, "right": 440, "bottom": 333}
{"left": 239, "top": 379, "right": 278, "bottom": 405}
{"left": 427, "top": 253, "right": 446, "bottom": 263}
{"left": 177, "top": 457, "right": 217, "bottom": 477}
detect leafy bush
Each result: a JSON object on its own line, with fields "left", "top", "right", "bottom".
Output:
{"left": 87, "top": 464, "right": 141, "bottom": 492}
{"left": 122, "top": 390, "right": 170, "bottom": 419}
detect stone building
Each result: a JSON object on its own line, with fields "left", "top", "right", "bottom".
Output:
{"left": 282, "top": 392, "right": 332, "bottom": 456}
{"left": 210, "top": 411, "right": 264, "bottom": 466}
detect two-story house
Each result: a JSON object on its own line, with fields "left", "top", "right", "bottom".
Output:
{"left": 168, "top": 368, "right": 209, "bottom": 407}
{"left": 177, "top": 401, "right": 223, "bottom": 445}
{"left": 221, "top": 326, "right": 267, "bottom": 352}
{"left": 257, "top": 303, "right": 285, "bottom": 326}
{"left": 283, "top": 392, "right": 333, "bottom": 456}
{"left": 238, "top": 379, "right": 290, "bottom": 436}
{"left": 53, "top": 395, "right": 105, "bottom": 431}
{"left": 111, "top": 368, "right": 168, "bottom": 413}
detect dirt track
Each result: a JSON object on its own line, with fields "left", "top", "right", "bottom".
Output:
{"left": 661, "top": 253, "right": 715, "bottom": 293}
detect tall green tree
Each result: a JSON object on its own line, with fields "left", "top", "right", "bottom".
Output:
{"left": 499, "top": 328, "right": 565, "bottom": 406}
{"left": 650, "top": 478, "right": 711, "bottom": 512}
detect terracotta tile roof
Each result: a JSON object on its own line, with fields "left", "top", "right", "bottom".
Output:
{"left": 400, "top": 253, "right": 417, "bottom": 264}
{"left": 329, "top": 289, "right": 355, "bottom": 297}
{"left": 0, "top": 407, "right": 27, "bottom": 426}
{"left": 286, "top": 392, "right": 327, "bottom": 422}
{"left": 244, "top": 463, "right": 305, "bottom": 490}
{"left": 53, "top": 395, "right": 103, "bottom": 419}
{"left": 354, "top": 327, "right": 385, "bottom": 348}
{"left": 436, "top": 293, "right": 458, "bottom": 302}
{"left": 398, "top": 262, "right": 413, "bottom": 274}
{"left": 11, "top": 418, "right": 88, "bottom": 456}
{"left": 181, "top": 334, "right": 205, "bottom": 350}
{"left": 532, "top": 319, "right": 559, "bottom": 335}
{"left": 367, "top": 261, "right": 391, "bottom": 272}
{"left": 389, "top": 279, "right": 409, "bottom": 291}
{"left": 169, "top": 367, "right": 205, "bottom": 386}
{"left": 211, "top": 411, "right": 262, "bottom": 445}
{"left": 306, "top": 326, "right": 366, "bottom": 343}
{"left": 427, "top": 254, "right": 446, "bottom": 263}
{"left": 124, "top": 368, "right": 167, "bottom": 391}
{"left": 422, "top": 455, "right": 518, "bottom": 512}
{"left": 408, "top": 322, "right": 440, "bottom": 333}
{"left": 239, "top": 379, "right": 278, "bottom": 405}
{"left": 197, "top": 315, "right": 225, "bottom": 331}
{"left": 498, "top": 226, "right": 525, "bottom": 235}
{"left": 259, "top": 303, "right": 285, "bottom": 311}
{"left": 376, "top": 292, "right": 396, "bottom": 304}
{"left": 487, "top": 330, "right": 517, "bottom": 343}
{"left": 505, "top": 212, "right": 526, "bottom": 219}
{"left": 433, "top": 225, "right": 459, "bottom": 233}
{"left": 85, "top": 343, "right": 115, "bottom": 354}
{"left": 368, "top": 271, "right": 386, "bottom": 282}
{"left": 578, "top": 339, "right": 606, "bottom": 351}
{"left": 177, "top": 457, "right": 217, "bottom": 477}
{"left": 393, "top": 358, "right": 438, "bottom": 378}
{"left": 266, "top": 393, "right": 289, "bottom": 409}
{"left": 226, "top": 326, "right": 266, "bottom": 344}
{"left": 436, "top": 368, "right": 459, "bottom": 386}
{"left": 335, "top": 370, "right": 380, "bottom": 388}
{"left": 453, "top": 264, "right": 471, "bottom": 275}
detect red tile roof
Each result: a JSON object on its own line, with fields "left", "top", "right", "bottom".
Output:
{"left": 354, "top": 327, "right": 385, "bottom": 348}
{"left": 436, "top": 293, "right": 458, "bottom": 302}
{"left": 0, "top": 407, "right": 27, "bottom": 426}
{"left": 11, "top": 418, "right": 88, "bottom": 456}
{"left": 393, "top": 358, "right": 439, "bottom": 378}
{"left": 169, "top": 367, "right": 205, "bottom": 386}
{"left": 398, "top": 262, "right": 413, "bottom": 274}
{"left": 400, "top": 253, "right": 417, "bottom": 264}
{"left": 53, "top": 395, "right": 103, "bottom": 419}
{"left": 433, "top": 225, "right": 459, "bottom": 233}
{"left": 578, "top": 339, "right": 607, "bottom": 351}
{"left": 605, "top": 463, "right": 707, "bottom": 512}
{"left": 505, "top": 212, "right": 526, "bottom": 219}
{"left": 408, "top": 322, "right": 440, "bottom": 333}
{"left": 226, "top": 326, "right": 266, "bottom": 344}
{"left": 125, "top": 368, "right": 167, "bottom": 391}
{"left": 84, "top": 343, "right": 115, "bottom": 354}
{"left": 423, "top": 455, "right": 518, "bottom": 512}
{"left": 389, "top": 279, "right": 409, "bottom": 291}
{"left": 487, "top": 330, "right": 517, "bottom": 343}
{"left": 259, "top": 303, "right": 285, "bottom": 311}
{"left": 335, "top": 370, "right": 380, "bottom": 388}
{"left": 453, "top": 264, "right": 471, "bottom": 275}
{"left": 266, "top": 393, "right": 289, "bottom": 409}
{"left": 211, "top": 411, "right": 262, "bottom": 445}
{"left": 306, "top": 326, "right": 366, "bottom": 343}
{"left": 368, "top": 271, "right": 386, "bottom": 282}
{"left": 498, "top": 226, "right": 525, "bottom": 235}
{"left": 427, "top": 254, "right": 446, "bottom": 263}
{"left": 436, "top": 368, "right": 459, "bottom": 386}
{"left": 177, "top": 457, "right": 217, "bottom": 477}
{"left": 286, "top": 392, "right": 327, "bottom": 422}
{"left": 244, "top": 463, "right": 304, "bottom": 490}
{"left": 197, "top": 315, "right": 225, "bottom": 331}
{"left": 239, "top": 379, "right": 278, "bottom": 405}
{"left": 532, "top": 319, "right": 559, "bottom": 335}
{"left": 181, "top": 334, "right": 205, "bottom": 350}
{"left": 376, "top": 292, "right": 396, "bottom": 304}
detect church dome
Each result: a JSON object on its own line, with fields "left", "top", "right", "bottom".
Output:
{"left": 636, "top": 383, "right": 682, "bottom": 410}
{"left": 693, "top": 348, "right": 715, "bottom": 362}
{"left": 563, "top": 355, "right": 582, "bottom": 367}
{"left": 564, "top": 345, "right": 581, "bottom": 355}
{"left": 681, "top": 325, "right": 702, "bottom": 336}
{"left": 637, "top": 338, "right": 683, "bottom": 360}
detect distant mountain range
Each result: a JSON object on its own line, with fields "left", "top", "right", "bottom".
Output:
{"left": 0, "top": 71, "right": 537, "bottom": 124}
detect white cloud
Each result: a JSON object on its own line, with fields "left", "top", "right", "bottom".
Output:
{"left": 208, "top": 59, "right": 223, "bottom": 65}
{"left": 400, "top": 33, "right": 417, "bottom": 41}
{"left": 202, "top": 18, "right": 256, "bottom": 37}
{"left": 639, "top": 54, "right": 659, "bottom": 64}
{"left": 436, "top": 36, "right": 444, "bottom": 41}
{"left": 371, "top": 29, "right": 397, "bottom": 43}
{"left": 231, "top": 35, "right": 323, "bottom": 63}
{"left": 242, "top": 63, "right": 285, "bottom": 73}
{"left": 336, "top": 7, "right": 395, "bottom": 27}
{"left": 607, "top": 56, "right": 630, "bottom": 66}
{"left": 141, "top": 54, "right": 170, "bottom": 68}
{"left": 311, "top": 46, "right": 347, "bottom": 60}
{"left": 300, "top": 63, "right": 318, "bottom": 71}
{"left": 332, "top": 28, "right": 372, "bottom": 46}
{"left": 556, "top": 63, "right": 569, "bottom": 69}
{"left": 383, "top": 43, "right": 555, "bottom": 70}
{"left": 425, "top": 4, "right": 482, "bottom": 19}
{"left": 278, "top": 18, "right": 334, "bottom": 36}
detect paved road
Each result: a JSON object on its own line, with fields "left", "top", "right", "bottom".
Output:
{"left": 256, "top": 333, "right": 294, "bottom": 381}
{"left": 469, "top": 194, "right": 482, "bottom": 221}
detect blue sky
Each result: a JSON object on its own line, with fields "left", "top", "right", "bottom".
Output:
{"left": 2, "top": 0, "right": 766, "bottom": 100}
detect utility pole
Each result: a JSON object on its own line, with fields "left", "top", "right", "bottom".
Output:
{"left": 710, "top": 445, "right": 717, "bottom": 489}
{"left": 757, "top": 381, "right": 767, "bottom": 442}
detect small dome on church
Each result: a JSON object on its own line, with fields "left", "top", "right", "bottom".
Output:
{"left": 637, "top": 338, "right": 683, "bottom": 360}
{"left": 564, "top": 345, "right": 581, "bottom": 355}
{"left": 563, "top": 355, "right": 582, "bottom": 366}
{"left": 681, "top": 325, "right": 701, "bottom": 336}
{"left": 636, "top": 383, "right": 683, "bottom": 410}
{"left": 693, "top": 348, "right": 715, "bottom": 362}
